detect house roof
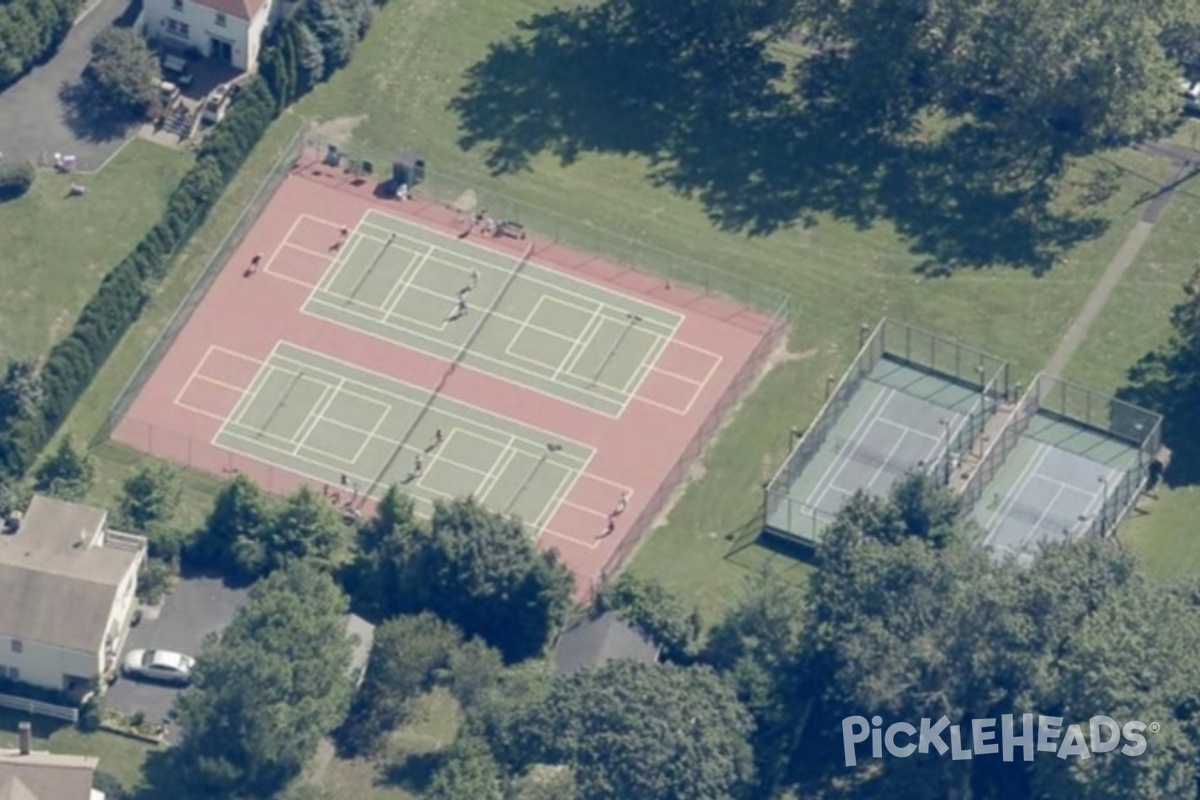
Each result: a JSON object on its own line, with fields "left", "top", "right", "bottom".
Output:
{"left": 0, "top": 497, "right": 144, "bottom": 653}
{"left": 0, "top": 749, "right": 98, "bottom": 800}
{"left": 192, "top": 0, "right": 265, "bottom": 22}
{"left": 553, "top": 611, "right": 660, "bottom": 676}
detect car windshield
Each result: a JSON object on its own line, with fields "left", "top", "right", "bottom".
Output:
{"left": 143, "top": 650, "right": 182, "bottom": 670}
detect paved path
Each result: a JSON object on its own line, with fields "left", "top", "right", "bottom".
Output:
{"left": 1041, "top": 143, "right": 1200, "bottom": 378}
{"left": 0, "top": 0, "right": 133, "bottom": 171}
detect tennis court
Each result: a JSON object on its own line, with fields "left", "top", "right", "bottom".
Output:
{"left": 176, "top": 341, "right": 627, "bottom": 530}
{"left": 768, "top": 357, "right": 980, "bottom": 529}
{"left": 975, "top": 415, "right": 1140, "bottom": 561}
{"left": 262, "top": 209, "right": 704, "bottom": 418}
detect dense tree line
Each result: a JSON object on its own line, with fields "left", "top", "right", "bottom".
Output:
{"left": 0, "top": 0, "right": 379, "bottom": 484}
{"left": 0, "top": 0, "right": 80, "bottom": 89}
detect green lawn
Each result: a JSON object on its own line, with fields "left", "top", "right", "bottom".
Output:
{"left": 1061, "top": 161, "right": 1200, "bottom": 581}
{"left": 0, "top": 140, "right": 192, "bottom": 364}
{"left": 288, "top": 0, "right": 1180, "bottom": 619}
{"left": 0, "top": 708, "right": 156, "bottom": 791}
{"left": 52, "top": 117, "right": 307, "bottom": 527}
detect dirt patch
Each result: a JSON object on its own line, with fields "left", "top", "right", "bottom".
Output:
{"left": 312, "top": 116, "right": 368, "bottom": 149}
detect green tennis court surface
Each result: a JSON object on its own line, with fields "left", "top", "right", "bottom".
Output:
{"left": 213, "top": 340, "right": 594, "bottom": 524}
{"left": 973, "top": 415, "right": 1140, "bottom": 561}
{"left": 300, "top": 209, "right": 681, "bottom": 417}
{"left": 765, "top": 358, "right": 981, "bottom": 538}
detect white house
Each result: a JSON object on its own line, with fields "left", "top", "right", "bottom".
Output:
{"left": 0, "top": 722, "right": 104, "bottom": 800}
{"left": 0, "top": 497, "right": 146, "bottom": 695}
{"left": 143, "top": 0, "right": 274, "bottom": 73}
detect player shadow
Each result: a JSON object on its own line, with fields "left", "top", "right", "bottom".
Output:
{"left": 449, "top": 0, "right": 1108, "bottom": 274}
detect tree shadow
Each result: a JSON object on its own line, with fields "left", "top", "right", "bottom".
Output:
{"left": 58, "top": 80, "right": 140, "bottom": 143}
{"left": 1118, "top": 351, "right": 1200, "bottom": 486}
{"left": 450, "top": 0, "right": 1110, "bottom": 273}
{"left": 382, "top": 751, "right": 443, "bottom": 793}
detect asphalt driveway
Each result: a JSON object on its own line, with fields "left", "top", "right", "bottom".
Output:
{"left": 105, "top": 576, "right": 248, "bottom": 734}
{"left": 0, "top": 0, "right": 137, "bottom": 170}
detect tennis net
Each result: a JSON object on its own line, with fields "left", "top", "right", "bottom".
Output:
{"left": 362, "top": 241, "right": 535, "bottom": 500}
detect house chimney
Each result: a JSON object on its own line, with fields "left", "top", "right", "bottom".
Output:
{"left": 17, "top": 721, "right": 31, "bottom": 755}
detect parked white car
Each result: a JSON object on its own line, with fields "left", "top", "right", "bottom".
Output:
{"left": 121, "top": 649, "right": 195, "bottom": 686}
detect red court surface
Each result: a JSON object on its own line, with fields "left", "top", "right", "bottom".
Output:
{"left": 114, "top": 163, "right": 779, "bottom": 597}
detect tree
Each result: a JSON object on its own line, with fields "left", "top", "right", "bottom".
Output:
{"left": 425, "top": 735, "right": 504, "bottom": 800}
{"left": 507, "top": 764, "right": 578, "bottom": 800}
{"left": 258, "top": 485, "right": 343, "bottom": 573}
{"left": 119, "top": 462, "right": 181, "bottom": 532}
{"left": 594, "top": 572, "right": 700, "bottom": 661}
{"left": 353, "top": 494, "right": 573, "bottom": 662}
{"left": 508, "top": 661, "right": 755, "bottom": 800}
{"left": 169, "top": 563, "right": 354, "bottom": 798}
{"left": 83, "top": 28, "right": 162, "bottom": 118}
{"left": 794, "top": 0, "right": 1191, "bottom": 159}
{"left": 338, "top": 613, "right": 465, "bottom": 757}
{"left": 346, "top": 485, "right": 422, "bottom": 616}
{"left": 32, "top": 435, "right": 94, "bottom": 501}
{"left": 0, "top": 160, "right": 35, "bottom": 202}
{"left": 0, "top": 360, "right": 42, "bottom": 427}
{"left": 1123, "top": 267, "right": 1200, "bottom": 482}
{"left": 193, "top": 473, "right": 272, "bottom": 574}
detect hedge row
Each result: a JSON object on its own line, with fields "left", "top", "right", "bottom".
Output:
{"left": 0, "top": 0, "right": 80, "bottom": 89}
{"left": 0, "top": 16, "right": 338, "bottom": 479}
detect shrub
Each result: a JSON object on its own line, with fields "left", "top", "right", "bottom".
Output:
{"left": 137, "top": 557, "right": 174, "bottom": 603}
{"left": 0, "top": 160, "right": 35, "bottom": 202}
{"left": 79, "top": 694, "right": 105, "bottom": 732}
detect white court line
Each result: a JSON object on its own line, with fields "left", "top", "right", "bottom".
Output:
{"left": 873, "top": 417, "right": 943, "bottom": 444}
{"left": 348, "top": 400, "right": 390, "bottom": 464}
{"left": 504, "top": 296, "right": 560, "bottom": 370}
{"left": 352, "top": 213, "right": 681, "bottom": 336}
{"left": 862, "top": 423, "right": 912, "bottom": 493}
{"left": 381, "top": 245, "right": 433, "bottom": 316}
{"left": 211, "top": 340, "right": 283, "bottom": 448}
{"left": 553, "top": 305, "right": 604, "bottom": 382}
{"left": 534, "top": 447, "right": 596, "bottom": 544}
{"left": 531, "top": 461, "right": 579, "bottom": 530}
{"left": 279, "top": 241, "right": 338, "bottom": 263}
{"left": 261, "top": 216, "right": 306, "bottom": 282}
{"left": 982, "top": 443, "right": 1051, "bottom": 547}
{"left": 175, "top": 401, "right": 229, "bottom": 422}
{"left": 1018, "top": 478, "right": 1070, "bottom": 549}
{"left": 559, "top": 309, "right": 611, "bottom": 380}
{"left": 634, "top": 343, "right": 724, "bottom": 417}
{"left": 189, "top": 374, "right": 248, "bottom": 395}
{"left": 173, "top": 345, "right": 221, "bottom": 410}
{"left": 271, "top": 343, "right": 593, "bottom": 468}
{"left": 291, "top": 379, "right": 343, "bottom": 455}
{"left": 618, "top": 311, "right": 684, "bottom": 418}
{"left": 303, "top": 298, "right": 627, "bottom": 418}
{"left": 806, "top": 387, "right": 895, "bottom": 510}
{"left": 477, "top": 445, "right": 519, "bottom": 505}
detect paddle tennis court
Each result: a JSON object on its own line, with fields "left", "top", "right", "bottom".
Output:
{"left": 262, "top": 209, "right": 710, "bottom": 418}
{"left": 975, "top": 414, "right": 1140, "bottom": 560}
{"left": 766, "top": 357, "right": 982, "bottom": 533}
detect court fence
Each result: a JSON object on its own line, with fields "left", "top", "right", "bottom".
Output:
{"left": 1031, "top": 374, "right": 1162, "bottom": 541}
{"left": 595, "top": 307, "right": 790, "bottom": 592}
{"left": 959, "top": 384, "right": 1040, "bottom": 511}
{"left": 762, "top": 318, "right": 1010, "bottom": 545}
{"left": 94, "top": 124, "right": 306, "bottom": 446}
{"left": 297, "top": 134, "right": 793, "bottom": 327}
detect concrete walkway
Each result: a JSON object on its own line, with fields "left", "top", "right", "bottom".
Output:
{"left": 1040, "top": 144, "right": 1200, "bottom": 378}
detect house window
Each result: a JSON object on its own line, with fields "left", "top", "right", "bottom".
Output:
{"left": 9, "top": 640, "right": 20, "bottom": 654}
{"left": 172, "top": 0, "right": 183, "bottom": 9}
{"left": 215, "top": 11, "right": 226, "bottom": 26}
{"left": 4, "top": 667, "right": 18, "bottom": 681}
{"left": 165, "top": 18, "right": 190, "bottom": 37}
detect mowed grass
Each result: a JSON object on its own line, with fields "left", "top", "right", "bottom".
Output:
{"left": 285, "top": 0, "right": 1178, "bottom": 618}
{"left": 1062, "top": 166, "right": 1200, "bottom": 581}
{"left": 0, "top": 140, "right": 192, "bottom": 363}
{"left": 51, "top": 117, "right": 307, "bottom": 527}
{"left": 0, "top": 708, "right": 156, "bottom": 791}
